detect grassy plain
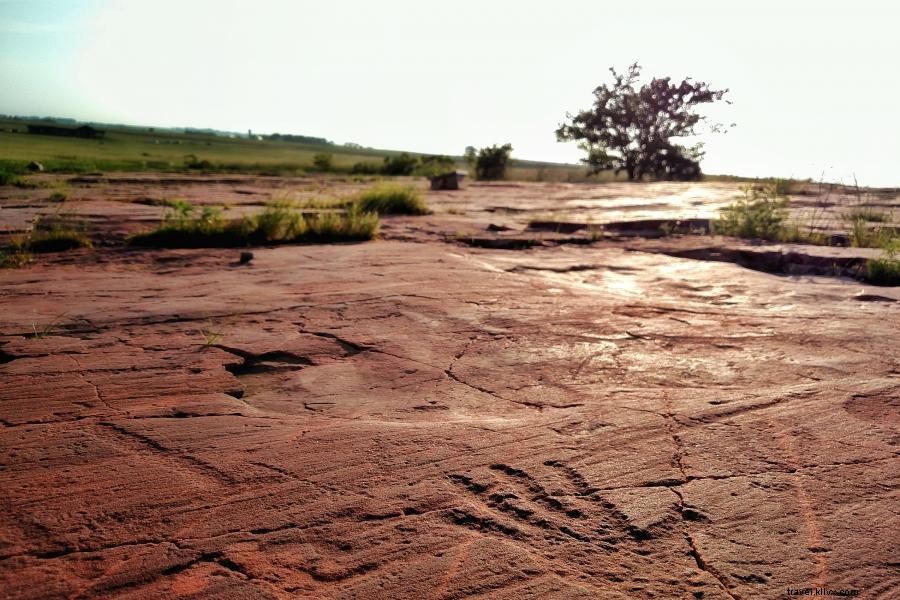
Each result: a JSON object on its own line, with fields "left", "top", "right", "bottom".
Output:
{"left": 0, "top": 117, "right": 593, "bottom": 181}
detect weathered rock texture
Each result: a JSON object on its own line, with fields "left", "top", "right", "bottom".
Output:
{"left": 1, "top": 177, "right": 898, "bottom": 599}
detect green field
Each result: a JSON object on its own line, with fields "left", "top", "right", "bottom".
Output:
{"left": 0, "top": 118, "right": 393, "bottom": 174}
{"left": 0, "top": 117, "right": 598, "bottom": 181}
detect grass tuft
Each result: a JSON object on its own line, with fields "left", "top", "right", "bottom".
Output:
{"left": 355, "top": 184, "right": 429, "bottom": 215}
{"left": 26, "top": 217, "right": 92, "bottom": 253}
{"left": 846, "top": 208, "right": 891, "bottom": 223}
{"left": 128, "top": 200, "right": 379, "bottom": 248}
{"left": 0, "top": 240, "right": 32, "bottom": 268}
{"left": 848, "top": 217, "right": 897, "bottom": 249}
{"left": 866, "top": 239, "right": 900, "bottom": 285}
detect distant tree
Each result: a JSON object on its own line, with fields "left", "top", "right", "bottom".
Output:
{"left": 416, "top": 154, "right": 456, "bottom": 177}
{"left": 556, "top": 63, "right": 730, "bottom": 181}
{"left": 382, "top": 152, "right": 418, "bottom": 176}
{"left": 313, "top": 153, "right": 333, "bottom": 171}
{"left": 474, "top": 144, "right": 513, "bottom": 180}
{"left": 350, "top": 162, "right": 381, "bottom": 175}
{"left": 464, "top": 146, "right": 477, "bottom": 167}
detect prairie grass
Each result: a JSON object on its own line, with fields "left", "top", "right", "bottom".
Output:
{"left": 713, "top": 184, "right": 789, "bottom": 240}
{"left": 866, "top": 239, "right": 900, "bottom": 285}
{"left": 0, "top": 240, "right": 32, "bottom": 268}
{"left": 714, "top": 180, "right": 828, "bottom": 244}
{"left": 356, "top": 184, "right": 429, "bottom": 215}
{"left": 846, "top": 208, "right": 892, "bottom": 223}
{"left": 128, "top": 200, "right": 379, "bottom": 247}
{"left": 25, "top": 214, "right": 93, "bottom": 253}
{"left": 848, "top": 218, "right": 897, "bottom": 249}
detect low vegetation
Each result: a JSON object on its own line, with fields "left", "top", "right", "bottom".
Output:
{"left": 0, "top": 241, "right": 32, "bottom": 268}
{"left": 128, "top": 198, "right": 380, "bottom": 248}
{"left": 714, "top": 182, "right": 791, "bottom": 240}
{"left": 352, "top": 153, "right": 455, "bottom": 178}
{"left": 381, "top": 153, "right": 419, "bottom": 176}
{"left": 356, "top": 184, "right": 429, "bottom": 215}
{"left": 0, "top": 161, "right": 33, "bottom": 187}
{"left": 27, "top": 221, "right": 93, "bottom": 252}
{"left": 848, "top": 217, "right": 897, "bottom": 249}
{"left": 128, "top": 183, "right": 429, "bottom": 248}
{"left": 0, "top": 212, "right": 92, "bottom": 266}
{"left": 313, "top": 153, "right": 333, "bottom": 171}
{"left": 468, "top": 144, "right": 513, "bottom": 181}
{"left": 712, "top": 179, "right": 899, "bottom": 285}
{"left": 866, "top": 240, "right": 900, "bottom": 285}
{"left": 845, "top": 208, "right": 891, "bottom": 223}
{"left": 713, "top": 180, "right": 829, "bottom": 244}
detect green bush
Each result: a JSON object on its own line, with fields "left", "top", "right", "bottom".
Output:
{"left": 356, "top": 184, "right": 429, "bottom": 215}
{"left": 350, "top": 162, "right": 381, "bottom": 175}
{"left": 183, "top": 154, "right": 213, "bottom": 170}
{"left": 474, "top": 144, "right": 513, "bottom": 180}
{"left": 866, "top": 239, "right": 900, "bottom": 285}
{"left": 416, "top": 155, "right": 456, "bottom": 178}
{"left": 313, "top": 153, "right": 333, "bottom": 171}
{"left": 381, "top": 153, "right": 418, "bottom": 176}
{"left": 714, "top": 184, "right": 789, "bottom": 240}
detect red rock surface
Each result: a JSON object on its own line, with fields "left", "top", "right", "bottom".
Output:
{"left": 1, "top": 176, "right": 898, "bottom": 599}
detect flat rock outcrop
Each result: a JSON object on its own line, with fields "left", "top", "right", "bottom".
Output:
{"left": 1, "top": 178, "right": 898, "bottom": 599}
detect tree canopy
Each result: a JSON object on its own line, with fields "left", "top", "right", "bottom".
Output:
{"left": 470, "top": 143, "right": 513, "bottom": 180}
{"left": 556, "top": 63, "right": 730, "bottom": 181}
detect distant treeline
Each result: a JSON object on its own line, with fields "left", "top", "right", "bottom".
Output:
{"left": 266, "top": 133, "right": 332, "bottom": 145}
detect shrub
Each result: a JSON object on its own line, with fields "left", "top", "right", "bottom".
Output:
{"left": 351, "top": 162, "right": 381, "bottom": 175}
{"left": 416, "top": 155, "right": 456, "bottom": 178}
{"left": 474, "top": 144, "right": 513, "bottom": 180}
{"left": 356, "top": 184, "right": 429, "bottom": 215}
{"left": 183, "top": 154, "right": 213, "bottom": 170}
{"left": 313, "top": 153, "right": 333, "bottom": 171}
{"left": 381, "top": 153, "right": 418, "bottom": 176}
{"left": 48, "top": 191, "right": 68, "bottom": 203}
{"left": 714, "top": 184, "right": 788, "bottom": 240}
{"left": 866, "top": 239, "right": 900, "bottom": 285}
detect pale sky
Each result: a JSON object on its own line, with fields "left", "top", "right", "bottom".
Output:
{"left": 1, "top": 0, "right": 898, "bottom": 185}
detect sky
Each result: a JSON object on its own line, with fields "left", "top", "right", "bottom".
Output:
{"left": 1, "top": 0, "right": 898, "bottom": 185}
